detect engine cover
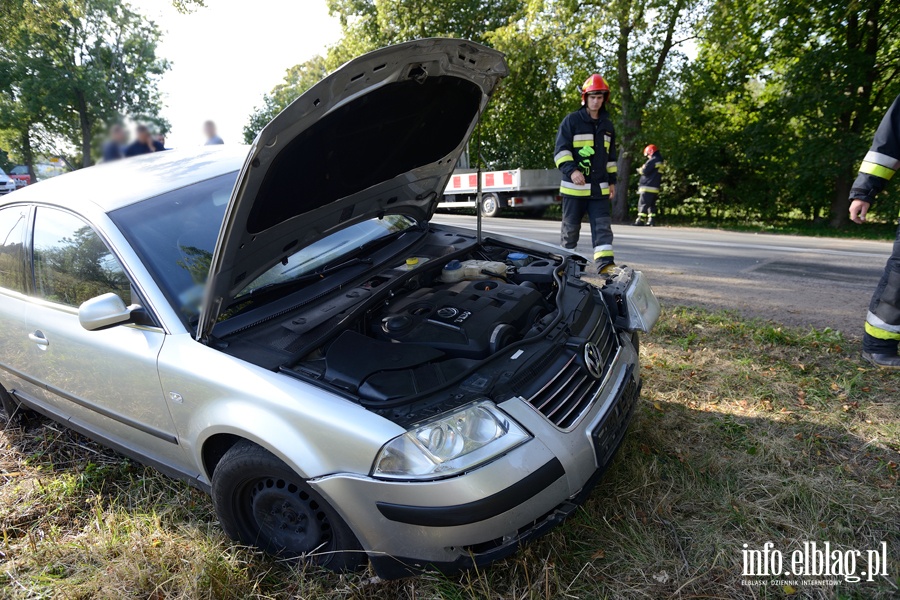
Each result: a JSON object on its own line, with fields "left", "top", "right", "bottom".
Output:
{"left": 374, "top": 280, "right": 546, "bottom": 359}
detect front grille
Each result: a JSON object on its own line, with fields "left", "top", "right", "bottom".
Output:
{"left": 526, "top": 316, "right": 618, "bottom": 429}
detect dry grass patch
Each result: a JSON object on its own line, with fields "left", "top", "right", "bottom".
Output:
{"left": 1, "top": 306, "right": 898, "bottom": 599}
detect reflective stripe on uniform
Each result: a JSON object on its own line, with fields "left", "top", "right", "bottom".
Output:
{"left": 638, "top": 186, "right": 660, "bottom": 193}
{"left": 865, "top": 322, "right": 900, "bottom": 340}
{"left": 598, "top": 182, "right": 610, "bottom": 196}
{"left": 859, "top": 161, "right": 896, "bottom": 181}
{"left": 560, "top": 180, "right": 592, "bottom": 196}
{"left": 864, "top": 151, "right": 900, "bottom": 170}
{"left": 593, "top": 244, "right": 614, "bottom": 259}
{"left": 867, "top": 311, "right": 900, "bottom": 334}
{"left": 555, "top": 150, "right": 574, "bottom": 166}
{"left": 606, "top": 161, "right": 617, "bottom": 173}
{"left": 572, "top": 134, "right": 594, "bottom": 148}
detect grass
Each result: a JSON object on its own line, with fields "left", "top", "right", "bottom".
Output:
{"left": 1, "top": 306, "right": 898, "bottom": 599}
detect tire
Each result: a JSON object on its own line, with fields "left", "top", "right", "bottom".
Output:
{"left": 211, "top": 441, "right": 364, "bottom": 572}
{"left": 480, "top": 193, "right": 502, "bottom": 218}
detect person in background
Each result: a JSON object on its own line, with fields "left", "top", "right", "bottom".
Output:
{"left": 124, "top": 125, "right": 165, "bottom": 157}
{"left": 553, "top": 74, "right": 618, "bottom": 274}
{"left": 634, "top": 144, "right": 665, "bottom": 226}
{"left": 204, "top": 120, "right": 224, "bottom": 145}
{"left": 101, "top": 123, "right": 127, "bottom": 162}
{"left": 154, "top": 133, "right": 168, "bottom": 150}
{"left": 849, "top": 94, "right": 900, "bottom": 369}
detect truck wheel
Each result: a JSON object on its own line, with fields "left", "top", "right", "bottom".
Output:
{"left": 211, "top": 441, "right": 365, "bottom": 572}
{"left": 480, "top": 193, "right": 502, "bottom": 218}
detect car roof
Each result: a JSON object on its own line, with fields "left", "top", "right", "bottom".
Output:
{"left": 0, "top": 145, "right": 248, "bottom": 213}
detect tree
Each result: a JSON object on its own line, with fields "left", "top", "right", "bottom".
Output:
{"left": 0, "top": 0, "right": 170, "bottom": 168}
{"left": 672, "top": 0, "right": 900, "bottom": 227}
{"left": 243, "top": 56, "right": 328, "bottom": 144}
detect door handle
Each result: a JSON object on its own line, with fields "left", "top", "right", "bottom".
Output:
{"left": 28, "top": 330, "right": 49, "bottom": 347}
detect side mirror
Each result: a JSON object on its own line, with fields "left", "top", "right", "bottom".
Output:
{"left": 78, "top": 293, "right": 141, "bottom": 331}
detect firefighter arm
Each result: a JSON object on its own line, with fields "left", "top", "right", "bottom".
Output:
{"left": 849, "top": 94, "right": 900, "bottom": 204}
{"left": 554, "top": 119, "right": 577, "bottom": 177}
{"left": 606, "top": 131, "right": 618, "bottom": 184}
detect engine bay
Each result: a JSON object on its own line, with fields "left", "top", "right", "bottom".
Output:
{"left": 219, "top": 225, "right": 625, "bottom": 421}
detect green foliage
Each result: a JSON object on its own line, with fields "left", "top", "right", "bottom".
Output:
{"left": 0, "top": 0, "right": 170, "bottom": 168}
{"left": 243, "top": 56, "right": 328, "bottom": 144}
{"left": 246, "top": 0, "right": 900, "bottom": 229}
{"left": 655, "top": 0, "right": 900, "bottom": 226}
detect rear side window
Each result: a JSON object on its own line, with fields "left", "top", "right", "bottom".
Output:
{"left": 0, "top": 206, "right": 28, "bottom": 293}
{"left": 32, "top": 208, "right": 131, "bottom": 307}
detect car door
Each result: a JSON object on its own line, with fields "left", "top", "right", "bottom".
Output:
{"left": 0, "top": 204, "right": 48, "bottom": 403}
{"left": 24, "top": 206, "right": 184, "bottom": 466}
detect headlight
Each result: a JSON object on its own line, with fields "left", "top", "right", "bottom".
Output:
{"left": 625, "top": 270, "right": 661, "bottom": 332}
{"left": 372, "top": 401, "right": 531, "bottom": 480}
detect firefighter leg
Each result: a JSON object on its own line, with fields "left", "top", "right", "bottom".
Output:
{"left": 645, "top": 193, "right": 658, "bottom": 226}
{"left": 586, "top": 196, "right": 614, "bottom": 271}
{"left": 862, "top": 220, "right": 900, "bottom": 367}
{"left": 560, "top": 196, "right": 587, "bottom": 250}
{"left": 635, "top": 193, "right": 648, "bottom": 225}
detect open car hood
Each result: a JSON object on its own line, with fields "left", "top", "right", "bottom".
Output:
{"left": 197, "top": 39, "right": 507, "bottom": 340}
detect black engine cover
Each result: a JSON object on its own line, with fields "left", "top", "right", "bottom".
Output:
{"left": 373, "top": 280, "right": 546, "bottom": 359}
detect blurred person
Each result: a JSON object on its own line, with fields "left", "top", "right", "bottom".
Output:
{"left": 154, "top": 133, "right": 168, "bottom": 149}
{"left": 849, "top": 94, "right": 900, "bottom": 369}
{"left": 634, "top": 144, "right": 665, "bottom": 226}
{"left": 554, "top": 74, "right": 618, "bottom": 274}
{"left": 101, "top": 123, "right": 127, "bottom": 162}
{"left": 204, "top": 120, "right": 224, "bottom": 145}
{"left": 124, "top": 125, "right": 165, "bottom": 157}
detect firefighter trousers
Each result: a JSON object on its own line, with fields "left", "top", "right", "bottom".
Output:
{"left": 560, "top": 196, "right": 614, "bottom": 266}
{"left": 637, "top": 192, "right": 658, "bottom": 220}
{"left": 863, "top": 218, "right": 900, "bottom": 354}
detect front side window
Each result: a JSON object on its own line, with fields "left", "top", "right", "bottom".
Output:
{"left": 0, "top": 206, "right": 28, "bottom": 293}
{"left": 32, "top": 208, "right": 131, "bottom": 307}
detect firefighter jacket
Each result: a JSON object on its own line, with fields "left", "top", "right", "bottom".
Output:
{"left": 850, "top": 94, "right": 900, "bottom": 204}
{"left": 638, "top": 151, "right": 665, "bottom": 194}
{"left": 554, "top": 106, "right": 618, "bottom": 199}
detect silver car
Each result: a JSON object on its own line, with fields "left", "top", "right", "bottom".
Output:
{"left": 0, "top": 168, "right": 17, "bottom": 195}
{"left": 0, "top": 39, "right": 659, "bottom": 578}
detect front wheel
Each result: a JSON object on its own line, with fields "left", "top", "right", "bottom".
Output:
{"left": 211, "top": 441, "right": 364, "bottom": 572}
{"left": 480, "top": 193, "right": 502, "bottom": 218}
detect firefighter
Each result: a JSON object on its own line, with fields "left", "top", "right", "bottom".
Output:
{"left": 634, "top": 144, "right": 664, "bottom": 226}
{"left": 554, "top": 74, "right": 618, "bottom": 273}
{"left": 849, "top": 94, "right": 900, "bottom": 369}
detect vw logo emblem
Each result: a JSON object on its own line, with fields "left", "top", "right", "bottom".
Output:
{"left": 583, "top": 342, "right": 604, "bottom": 379}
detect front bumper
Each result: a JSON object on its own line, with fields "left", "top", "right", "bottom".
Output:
{"left": 309, "top": 332, "right": 641, "bottom": 578}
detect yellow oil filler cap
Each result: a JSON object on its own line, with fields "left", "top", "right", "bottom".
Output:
{"left": 406, "top": 257, "right": 419, "bottom": 269}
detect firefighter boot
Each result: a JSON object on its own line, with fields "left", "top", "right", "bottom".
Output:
{"left": 647, "top": 217, "right": 654, "bottom": 227}
{"left": 598, "top": 261, "right": 616, "bottom": 275}
{"left": 633, "top": 217, "right": 644, "bottom": 226}
{"left": 862, "top": 351, "right": 900, "bottom": 370}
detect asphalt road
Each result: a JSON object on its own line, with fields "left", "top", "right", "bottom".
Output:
{"left": 433, "top": 214, "right": 897, "bottom": 338}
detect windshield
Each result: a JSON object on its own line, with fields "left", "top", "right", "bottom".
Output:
{"left": 110, "top": 173, "right": 417, "bottom": 328}
{"left": 236, "top": 214, "right": 415, "bottom": 298}
{"left": 10, "top": 166, "right": 26, "bottom": 175}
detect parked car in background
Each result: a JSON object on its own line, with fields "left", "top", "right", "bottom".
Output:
{"left": 0, "top": 168, "right": 17, "bottom": 195}
{"left": 9, "top": 166, "right": 31, "bottom": 188}
{"left": 0, "top": 39, "right": 659, "bottom": 578}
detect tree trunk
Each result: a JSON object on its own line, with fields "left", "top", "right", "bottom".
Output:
{"left": 19, "top": 127, "right": 36, "bottom": 182}
{"left": 75, "top": 90, "right": 93, "bottom": 168}
{"left": 829, "top": 168, "right": 853, "bottom": 228}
